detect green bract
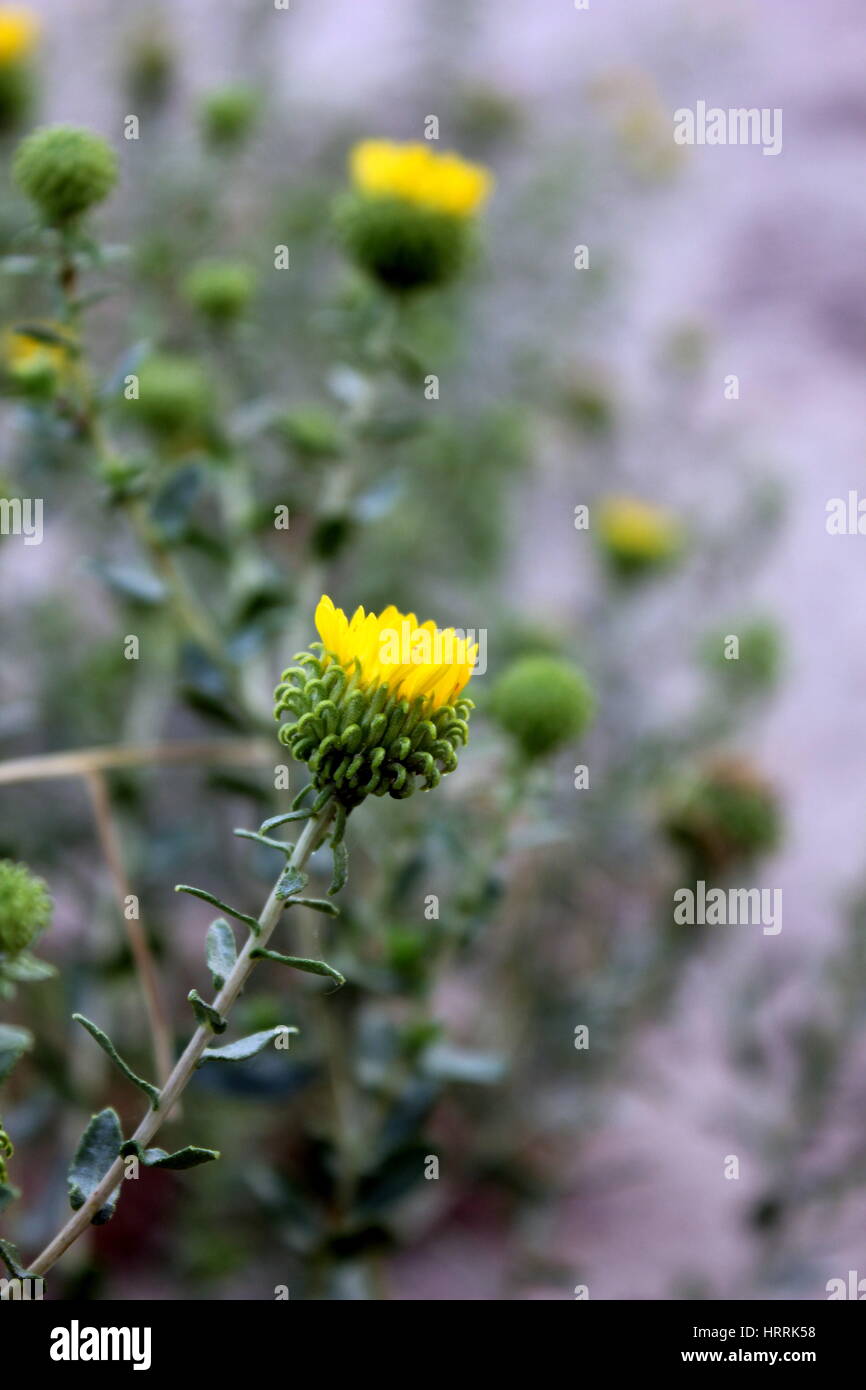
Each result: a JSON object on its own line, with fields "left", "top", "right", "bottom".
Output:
{"left": 487, "top": 654, "right": 595, "bottom": 759}
{"left": 0, "top": 860, "right": 52, "bottom": 957}
{"left": 13, "top": 125, "right": 118, "bottom": 226}
{"left": 335, "top": 194, "right": 470, "bottom": 292}
{"left": 274, "top": 648, "right": 473, "bottom": 810}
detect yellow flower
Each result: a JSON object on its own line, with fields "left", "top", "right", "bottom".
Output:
{"left": 4, "top": 323, "right": 72, "bottom": 390}
{"left": 349, "top": 139, "right": 492, "bottom": 218}
{"left": 315, "top": 594, "right": 477, "bottom": 710}
{"left": 0, "top": 8, "right": 39, "bottom": 64}
{"left": 596, "top": 495, "right": 682, "bottom": 565}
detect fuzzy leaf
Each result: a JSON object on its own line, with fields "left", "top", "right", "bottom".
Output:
{"left": 206, "top": 918, "right": 236, "bottom": 991}
{"left": 0, "top": 953, "right": 56, "bottom": 983}
{"left": 259, "top": 808, "right": 313, "bottom": 833}
{"left": 0, "top": 1238, "right": 35, "bottom": 1280}
{"left": 329, "top": 839, "right": 349, "bottom": 896}
{"left": 251, "top": 948, "right": 345, "bottom": 989}
{"left": 0, "top": 1181, "right": 20, "bottom": 1213}
{"left": 276, "top": 864, "right": 308, "bottom": 900}
{"left": 188, "top": 989, "right": 227, "bottom": 1033}
{"left": 0, "top": 1026, "right": 32, "bottom": 1084}
{"left": 0, "top": 1024, "right": 33, "bottom": 1085}
{"left": 68, "top": 1108, "right": 123, "bottom": 1225}
{"left": 198, "top": 1026, "right": 297, "bottom": 1066}
{"left": 287, "top": 896, "right": 340, "bottom": 917}
{"left": 72, "top": 1014, "right": 161, "bottom": 1108}
{"left": 120, "top": 1139, "right": 219, "bottom": 1170}
{"left": 175, "top": 884, "right": 260, "bottom": 933}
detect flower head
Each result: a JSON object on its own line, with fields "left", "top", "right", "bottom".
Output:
{"left": 0, "top": 859, "right": 51, "bottom": 957}
{"left": 275, "top": 596, "right": 476, "bottom": 808}
{"left": 596, "top": 494, "right": 682, "bottom": 578}
{"left": 337, "top": 139, "right": 493, "bottom": 292}
{"left": 13, "top": 125, "right": 118, "bottom": 226}
{"left": 350, "top": 140, "right": 492, "bottom": 218}
{"left": 0, "top": 7, "right": 39, "bottom": 65}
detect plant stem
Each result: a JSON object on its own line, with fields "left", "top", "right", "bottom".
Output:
{"left": 0, "top": 737, "right": 271, "bottom": 785}
{"left": 24, "top": 801, "right": 336, "bottom": 1281}
{"left": 85, "top": 770, "right": 174, "bottom": 1090}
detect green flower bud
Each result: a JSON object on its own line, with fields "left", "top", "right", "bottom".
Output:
{"left": 125, "top": 35, "right": 174, "bottom": 109}
{"left": 199, "top": 85, "right": 259, "bottom": 151}
{"left": 487, "top": 655, "right": 595, "bottom": 759}
{"left": 182, "top": 258, "right": 256, "bottom": 324}
{"left": 13, "top": 125, "right": 118, "bottom": 227}
{"left": 701, "top": 619, "right": 782, "bottom": 696}
{"left": 276, "top": 406, "right": 346, "bottom": 461}
{"left": 664, "top": 760, "right": 782, "bottom": 873}
{"left": 130, "top": 353, "right": 212, "bottom": 442}
{"left": 0, "top": 859, "right": 52, "bottom": 957}
{"left": 335, "top": 194, "right": 470, "bottom": 293}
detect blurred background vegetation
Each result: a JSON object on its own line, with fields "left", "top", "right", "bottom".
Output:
{"left": 0, "top": 0, "right": 863, "bottom": 1300}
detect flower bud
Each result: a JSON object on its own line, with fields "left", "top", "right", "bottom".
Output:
{"left": 0, "top": 859, "right": 51, "bottom": 957}
{"left": 199, "top": 85, "right": 259, "bottom": 151}
{"left": 183, "top": 259, "right": 256, "bottom": 324}
{"left": 664, "top": 759, "right": 781, "bottom": 873}
{"left": 129, "top": 353, "right": 212, "bottom": 443}
{"left": 487, "top": 654, "right": 595, "bottom": 759}
{"left": 596, "top": 495, "right": 682, "bottom": 580}
{"left": 13, "top": 124, "right": 118, "bottom": 227}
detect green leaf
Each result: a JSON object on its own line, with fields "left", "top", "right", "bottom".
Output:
{"left": 329, "top": 838, "right": 348, "bottom": 896}
{"left": 259, "top": 808, "right": 313, "bottom": 833}
{"left": 187, "top": 989, "right": 227, "bottom": 1033}
{"left": 68, "top": 1108, "right": 123, "bottom": 1225}
{"left": 287, "top": 896, "right": 340, "bottom": 917}
{"left": 0, "top": 1238, "right": 35, "bottom": 1280}
{"left": 0, "top": 1181, "right": 20, "bottom": 1213}
{"left": 175, "top": 884, "right": 260, "bottom": 933}
{"left": 0, "top": 1024, "right": 32, "bottom": 1086}
{"left": 206, "top": 918, "right": 236, "bottom": 991}
{"left": 198, "top": 1026, "right": 298, "bottom": 1066}
{"left": 13, "top": 322, "right": 76, "bottom": 349}
{"left": 276, "top": 864, "right": 308, "bottom": 900}
{"left": 119, "top": 1139, "right": 219, "bottom": 1170}
{"left": 0, "top": 953, "right": 56, "bottom": 983}
{"left": 72, "top": 1014, "right": 161, "bottom": 1108}
{"left": 250, "top": 948, "right": 345, "bottom": 989}
{"left": 233, "top": 828, "right": 291, "bottom": 855}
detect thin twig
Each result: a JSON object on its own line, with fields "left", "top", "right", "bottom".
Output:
{"left": 0, "top": 738, "right": 272, "bottom": 786}
{"left": 84, "top": 770, "right": 174, "bottom": 1092}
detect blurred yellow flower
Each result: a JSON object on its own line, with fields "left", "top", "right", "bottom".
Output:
{"left": 4, "top": 323, "right": 71, "bottom": 385}
{"left": 315, "top": 594, "right": 477, "bottom": 709}
{"left": 349, "top": 139, "right": 492, "bottom": 218}
{"left": 596, "top": 495, "right": 682, "bottom": 566}
{"left": 0, "top": 8, "right": 39, "bottom": 64}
